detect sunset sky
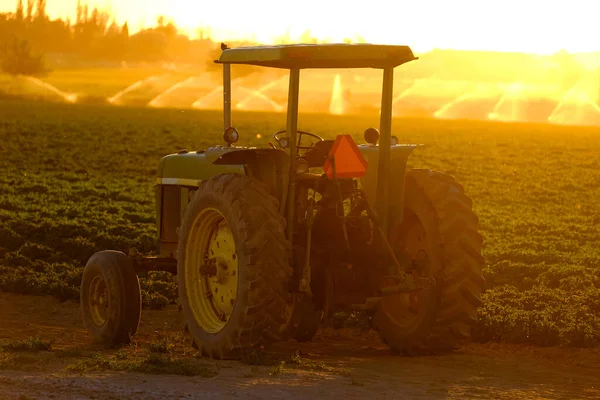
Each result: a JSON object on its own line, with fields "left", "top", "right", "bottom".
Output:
{"left": 0, "top": 0, "right": 597, "bottom": 54}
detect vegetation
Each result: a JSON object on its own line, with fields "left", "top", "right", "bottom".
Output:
{"left": 0, "top": 98, "right": 599, "bottom": 347}
{"left": 0, "top": 0, "right": 332, "bottom": 69}
{"left": 0, "top": 333, "right": 219, "bottom": 376}
{"left": 0, "top": 0, "right": 215, "bottom": 64}
{"left": 0, "top": 336, "right": 53, "bottom": 352}
{"left": 288, "top": 351, "right": 330, "bottom": 371}
{"left": 0, "top": 37, "right": 49, "bottom": 76}
{"left": 66, "top": 351, "right": 219, "bottom": 377}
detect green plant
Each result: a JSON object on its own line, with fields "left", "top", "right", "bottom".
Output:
{"left": 269, "top": 361, "right": 285, "bottom": 376}
{"left": 1, "top": 99, "right": 599, "bottom": 347}
{"left": 0, "top": 336, "right": 53, "bottom": 352}
{"left": 0, "top": 38, "right": 49, "bottom": 77}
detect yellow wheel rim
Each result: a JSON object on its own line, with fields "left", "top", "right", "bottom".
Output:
{"left": 89, "top": 275, "right": 109, "bottom": 327}
{"left": 185, "top": 207, "right": 239, "bottom": 334}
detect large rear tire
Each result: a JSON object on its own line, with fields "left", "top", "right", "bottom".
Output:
{"left": 178, "top": 173, "right": 292, "bottom": 359}
{"left": 80, "top": 250, "right": 142, "bottom": 347}
{"left": 374, "top": 169, "right": 485, "bottom": 354}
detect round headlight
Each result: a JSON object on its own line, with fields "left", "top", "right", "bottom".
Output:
{"left": 391, "top": 135, "right": 399, "bottom": 146}
{"left": 364, "top": 127, "right": 379, "bottom": 145}
{"left": 223, "top": 127, "right": 239, "bottom": 145}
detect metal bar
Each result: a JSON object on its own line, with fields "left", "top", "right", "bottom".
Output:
{"left": 375, "top": 67, "right": 394, "bottom": 237}
{"left": 301, "top": 196, "right": 315, "bottom": 295}
{"left": 131, "top": 256, "right": 178, "bottom": 275}
{"left": 223, "top": 63, "right": 232, "bottom": 131}
{"left": 285, "top": 68, "right": 300, "bottom": 240}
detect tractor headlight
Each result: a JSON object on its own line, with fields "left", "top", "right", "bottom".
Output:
{"left": 391, "top": 135, "right": 399, "bottom": 146}
{"left": 364, "top": 127, "right": 379, "bottom": 145}
{"left": 224, "top": 127, "right": 239, "bottom": 146}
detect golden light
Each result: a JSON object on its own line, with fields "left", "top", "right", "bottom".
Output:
{"left": 8, "top": 0, "right": 596, "bottom": 55}
{"left": 1, "top": 0, "right": 598, "bottom": 126}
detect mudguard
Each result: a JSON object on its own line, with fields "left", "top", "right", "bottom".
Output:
{"left": 357, "top": 144, "right": 421, "bottom": 228}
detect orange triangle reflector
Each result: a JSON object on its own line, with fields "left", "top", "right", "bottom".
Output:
{"left": 323, "top": 134, "right": 368, "bottom": 179}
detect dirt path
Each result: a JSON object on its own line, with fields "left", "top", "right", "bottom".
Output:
{"left": 1, "top": 292, "right": 599, "bottom": 400}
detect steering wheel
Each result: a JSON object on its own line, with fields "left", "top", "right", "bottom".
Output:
{"left": 273, "top": 130, "right": 324, "bottom": 154}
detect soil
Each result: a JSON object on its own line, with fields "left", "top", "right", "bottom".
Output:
{"left": 1, "top": 292, "right": 599, "bottom": 400}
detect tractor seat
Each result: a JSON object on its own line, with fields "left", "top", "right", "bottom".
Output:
{"left": 302, "top": 140, "right": 335, "bottom": 167}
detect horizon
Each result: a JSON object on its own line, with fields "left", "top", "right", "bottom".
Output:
{"left": 0, "top": 0, "right": 598, "bottom": 55}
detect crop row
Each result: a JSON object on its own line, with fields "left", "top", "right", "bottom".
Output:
{"left": 1, "top": 99, "right": 599, "bottom": 346}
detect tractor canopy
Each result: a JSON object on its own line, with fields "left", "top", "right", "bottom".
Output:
{"left": 213, "top": 43, "right": 419, "bottom": 236}
{"left": 215, "top": 43, "right": 417, "bottom": 69}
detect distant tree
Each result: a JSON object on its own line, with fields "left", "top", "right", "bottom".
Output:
{"left": 128, "top": 29, "right": 169, "bottom": 61}
{"left": 0, "top": 38, "right": 49, "bottom": 76}
{"left": 35, "top": 0, "right": 46, "bottom": 21}
{"left": 0, "top": 0, "right": 225, "bottom": 65}
{"left": 197, "top": 26, "right": 207, "bottom": 41}
{"left": 25, "top": 0, "right": 33, "bottom": 22}
{"left": 76, "top": 0, "right": 82, "bottom": 25}
{"left": 155, "top": 15, "right": 177, "bottom": 37}
{"left": 16, "top": 0, "right": 24, "bottom": 21}
{"left": 299, "top": 29, "right": 318, "bottom": 44}
{"left": 95, "top": 21, "right": 127, "bottom": 61}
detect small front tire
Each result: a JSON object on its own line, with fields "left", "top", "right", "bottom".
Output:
{"left": 81, "top": 250, "right": 142, "bottom": 347}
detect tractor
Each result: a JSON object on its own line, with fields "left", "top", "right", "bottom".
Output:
{"left": 80, "top": 43, "right": 485, "bottom": 358}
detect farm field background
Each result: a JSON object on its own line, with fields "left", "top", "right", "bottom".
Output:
{"left": 0, "top": 97, "right": 599, "bottom": 348}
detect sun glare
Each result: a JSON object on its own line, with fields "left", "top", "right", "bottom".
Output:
{"left": 1, "top": 0, "right": 596, "bottom": 54}
{"left": 0, "top": 0, "right": 598, "bottom": 125}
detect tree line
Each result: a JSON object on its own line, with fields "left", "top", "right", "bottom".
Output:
{"left": 0, "top": 0, "right": 364, "bottom": 76}
{"left": 0, "top": 0, "right": 222, "bottom": 75}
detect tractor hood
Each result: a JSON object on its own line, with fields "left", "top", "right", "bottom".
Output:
{"left": 156, "top": 146, "right": 248, "bottom": 186}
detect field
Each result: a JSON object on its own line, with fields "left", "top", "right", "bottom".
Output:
{"left": 0, "top": 97, "right": 600, "bottom": 350}
{"left": 1, "top": 97, "right": 600, "bottom": 398}
{"left": 1, "top": 292, "right": 599, "bottom": 399}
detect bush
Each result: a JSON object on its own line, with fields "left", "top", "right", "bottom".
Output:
{"left": 474, "top": 286, "right": 600, "bottom": 347}
{"left": 0, "top": 38, "right": 49, "bottom": 77}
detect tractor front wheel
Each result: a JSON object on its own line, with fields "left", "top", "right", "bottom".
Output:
{"left": 80, "top": 251, "right": 142, "bottom": 347}
{"left": 375, "top": 169, "right": 485, "bottom": 354}
{"left": 178, "top": 173, "right": 292, "bottom": 359}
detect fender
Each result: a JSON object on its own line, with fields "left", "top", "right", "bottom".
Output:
{"left": 214, "top": 148, "right": 290, "bottom": 206}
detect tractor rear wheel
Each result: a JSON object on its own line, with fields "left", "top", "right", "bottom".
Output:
{"left": 374, "top": 169, "right": 485, "bottom": 354}
{"left": 80, "top": 251, "right": 142, "bottom": 347}
{"left": 178, "top": 173, "right": 292, "bottom": 359}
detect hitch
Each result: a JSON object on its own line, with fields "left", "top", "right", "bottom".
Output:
{"left": 348, "top": 199, "right": 437, "bottom": 312}
{"left": 351, "top": 274, "right": 435, "bottom": 311}
{"left": 129, "top": 248, "right": 178, "bottom": 275}
{"left": 380, "top": 274, "right": 436, "bottom": 294}
{"left": 364, "top": 201, "right": 435, "bottom": 286}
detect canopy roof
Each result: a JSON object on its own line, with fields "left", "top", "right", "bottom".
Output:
{"left": 216, "top": 44, "right": 417, "bottom": 69}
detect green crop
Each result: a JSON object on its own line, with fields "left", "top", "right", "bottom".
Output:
{"left": 1, "top": 98, "right": 599, "bottom": 346}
